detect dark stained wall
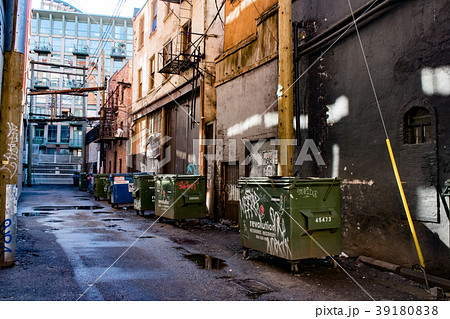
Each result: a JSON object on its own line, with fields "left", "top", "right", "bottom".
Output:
{"left": 292, "top": 0, "right": 450, "bottom": 277}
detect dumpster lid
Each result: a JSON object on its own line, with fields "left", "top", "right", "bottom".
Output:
{"left": 155, "top": 174, "right": 205, "bottom": 181}
{"left": 237, "top": 177, "right": 341, "bottom": 188}
{"left": 133, "top": 173, "right": 156, "bottom": 179}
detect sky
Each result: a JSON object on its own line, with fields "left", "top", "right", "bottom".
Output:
{"left": 32, "top": 0, "right": 148, "bottom": 18}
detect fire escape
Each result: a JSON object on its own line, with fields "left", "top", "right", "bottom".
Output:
{"left": 95, "top": 85, "right": 129, "bottom": 142}
{"left": 159, "top": 0, "right": 205, "bottom": 128}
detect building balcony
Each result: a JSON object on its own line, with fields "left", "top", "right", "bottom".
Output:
{"left": 69, "top": 79, "right": 84, "bottom": 89}
{"left": 69, "top": 138, "right": 83, "bottom": 148}
{"left": 33, "top": 137, "right": 47, "bottom": 146}
{"left": 34, "top": 43, "right": 52, "bottom": 53}
{"left": 72, "top": 45, "right": 89, "bottom": 56}
{"left": 33, "top": 78, "right": 51, "bottom": 90}
{"left": 47, "top": 139, "right": 58, "bottom": 144}
{"left": 158, "top": 30, "right": 204, "bottom": 75}
{"left": 60, "top": 137, "right": 70, "bottom": 144}
{"left": 110, "top": 45, "right": 126, "bottom": 59}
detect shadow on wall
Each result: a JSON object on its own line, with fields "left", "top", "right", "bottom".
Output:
{"left": 340, "top": 182, "right": 450, "bottom": 279}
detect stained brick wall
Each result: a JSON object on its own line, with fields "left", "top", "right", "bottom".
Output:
{"left": 105, "top": 62, "right": 132, "bottom": 173}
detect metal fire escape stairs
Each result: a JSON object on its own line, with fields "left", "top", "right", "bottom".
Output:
{"left": 159, "top": 0, "right": 205, "bottom": 128}
{"left": 97, "top": 86, "right": 128, "bottom": 142}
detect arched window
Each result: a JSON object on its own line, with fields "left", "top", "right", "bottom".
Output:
{"left": 404, "top": 107, "right": 432, "bottom": 144}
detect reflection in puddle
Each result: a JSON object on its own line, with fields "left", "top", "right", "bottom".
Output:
{"left": 184, "top": 254, "right": 227, "bottom": 270}
{"left": 33, "top": 205, "right": 103, "bottom": 211}
{"left": 22, "top": 212, "right": 54, "bottom": 217}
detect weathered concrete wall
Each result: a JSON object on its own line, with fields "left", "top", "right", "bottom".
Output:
{"left": 223, "top": 0, "right": 278, "bottom": 51}
{"left": 292, "top": 0, "right": 450, "bottom": 277}
{"left": 215, "top": 5, "right": 278, "bottom": 220}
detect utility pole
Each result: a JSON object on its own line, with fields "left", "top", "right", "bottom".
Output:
{"left": 82, "top": 68, "right": 87, "bottom": 172}
{"left": 99, "top": 50, "right": 106, "bottom": 173}
{"left": 277, "top": 0, "right": 294, "bottom": 177}
{"left": 27, "top": 60, "right": 34, "bottom": 187}
{"left": 0, "top": 0, "right": 27, "bottom": 268}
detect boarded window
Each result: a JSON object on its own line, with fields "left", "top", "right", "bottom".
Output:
{"left": 138, "top": 68, "right": 143, "bottom": 99}
{"left": 138, "top": 16, "right": 145, "bottom": 48}
{"left": 404, "top": 107, "right": 432, "bottom": 144}
{"left": 149, "top": 56, "right": 155, "bottom": 90}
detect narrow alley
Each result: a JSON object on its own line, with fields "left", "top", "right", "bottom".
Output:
{"left": 0, "top": 185, "right": 436, "bottom": 301}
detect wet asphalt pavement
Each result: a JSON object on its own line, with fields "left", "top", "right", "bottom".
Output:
{"left": 0, "top": 185, "right": 437, "bottom": 301}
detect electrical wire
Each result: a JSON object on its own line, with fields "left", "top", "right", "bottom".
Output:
{"left": 250, "top": 0, "right": 278, "bottom": 45}
{"left": 33, "top": 0, "right": 130, "bottom": 117}
{"left": 215, "top": 0, "right": 225, "bottom": 30}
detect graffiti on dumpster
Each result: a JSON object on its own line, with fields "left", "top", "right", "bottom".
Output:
{"left": 176, "top": 180, "right": 199, "bottom": 191}
{"left": 0, "top": 122, "right": 19, "bottom": 178}
{"left": 266, "top": 207, "right": 291, "bottom": 259}
{"left": 240, "top": 188, "right": 263, "bottom": 221}
{"left": 0, "top": 219, "right": 13, "bottom": 258}
{"left": 297, "top": 187, "right": 318, "bottom": 199}
{"left": 240, "top": 189, "right": 292, "bottom": 259}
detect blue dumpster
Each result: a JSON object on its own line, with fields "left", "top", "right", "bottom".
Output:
{"left": 109, "top": 173, "right": 134, "bottom": 208}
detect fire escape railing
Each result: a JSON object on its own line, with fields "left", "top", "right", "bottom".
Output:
{"left": 158, "top": 30, "right": 205, "bottom": 75}
{"left": 97, "top": 86, "right": 129, "bottom": 142}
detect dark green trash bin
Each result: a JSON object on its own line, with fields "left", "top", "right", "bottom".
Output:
{"left": 238, "top": 177, "right": 341, "bottom": 270}
{"left": 79, "top": 172, "right": 87, "bottom": 191}
{"left": 133, "top": 173, "right": 156, "bottom": 214}
{"left": 442, "top": 180, "right": 450, "bottom": 198}
{"left": 155, "top": 175, "right": 206, "bottom": 220}
{"left": 93, "top": 174, "right": 110, "bottom": 200}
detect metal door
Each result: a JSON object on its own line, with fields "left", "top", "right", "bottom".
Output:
{"left": 222, "top": 163, "right": 239, "bottom": 223}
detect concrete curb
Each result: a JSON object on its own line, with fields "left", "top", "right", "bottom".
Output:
{"left": 357, "top": 256, "right": 450, "bottom": 292}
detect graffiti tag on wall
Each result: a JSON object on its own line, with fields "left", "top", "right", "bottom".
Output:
{"left": 0, "top": 122, "right": 19, "bottom": 178}
{"left": 187, "top": 164, "right": 199, "bottom": 175}
{"left": 0, "top": 219, "right": 12, "bottom": 258}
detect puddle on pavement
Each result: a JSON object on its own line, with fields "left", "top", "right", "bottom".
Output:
{"left": 102, "top": 218, "right": 124, "bottom": 222}
{"left": 33, "top": 205, "right": 104, "bottom": 211}
{"left": 22, "top": 212, "right": 54, "bottom": 217}
{"left": 45, "top": 220, "right": 65, "bottom": 223}
{"left": 43, "top": 228, "right": 60, "bottom": 233}
{"left": 184, "top": 254, "right": 227, "bottom": 270}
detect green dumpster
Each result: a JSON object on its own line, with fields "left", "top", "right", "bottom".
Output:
{"left": 93, "top": 174, "right": 110, "bottom": 200}
{"left": 79, "top": 172, "right": 87, "bottom": 191}
{"left": 155, "top": 175, "right": 206, "bottom": 220}
{"left": 442, "top": 180, "right": 450, "bottom": 198}
{"left": 238, "top": 177, "right": 341, "bottom": 271}
{"left": 133, "top": 174, "right": 156, "bottom": 215}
